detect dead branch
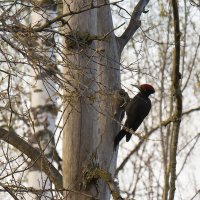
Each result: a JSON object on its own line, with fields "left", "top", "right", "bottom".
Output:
{"left": 0, "top": 127, "right": 63, "bottom": 193}
{"left": 117, "top": 0, "right": 150, "bottom": 54}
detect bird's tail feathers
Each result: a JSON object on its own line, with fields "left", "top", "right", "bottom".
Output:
{"left": 114, "top": 129, "right": 130, "bottom": 150}
{"left": 126, "top": 131, "right": 132, "bottom": 142}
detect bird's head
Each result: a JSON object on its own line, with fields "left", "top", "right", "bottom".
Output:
{"left": 131, "top": 84, "right": 155, "bottom": 96}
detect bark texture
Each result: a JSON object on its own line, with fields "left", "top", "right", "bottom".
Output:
{"left": 62, "top": 0, "right": 150, "bottom": 199}
{"left": 62, "top": 1, "right": 99, "bottom": 199}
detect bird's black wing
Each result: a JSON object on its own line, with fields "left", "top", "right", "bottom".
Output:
{"left": 114, "top": 94, "right": 151, "bottom": 149}
{"left": 125, "top": 95, "right": 151, "bottom": 141}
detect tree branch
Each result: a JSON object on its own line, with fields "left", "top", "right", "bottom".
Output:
{"left": 168, "top": 0, "right": 182, "bottom": 199}
{"left": 0, "top": 182, "right": 20, "bottom": 200}
{"left": 84, "top": 164, "right": 123, "bottom": 200}
{"left": 117, "top": 0, "right": 150, "bottom": 53}
{"left": 0, "top": 127, "right": 63, "bottom": 193}
{"left": 115, "top": 103, "right": 199, "bottom": 176}
{"left": 115, "top": 115, "right": 175, "bottom": 176}
{"left": 33, "top": 0, "right": 123, "bottom": 32}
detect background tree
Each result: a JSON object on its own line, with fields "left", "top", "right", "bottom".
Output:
{"left": 26, "top": 1, "right": 60, "bottom": 199}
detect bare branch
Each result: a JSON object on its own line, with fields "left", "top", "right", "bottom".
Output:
{"left": 115, "top": 102, "right": 200, "bottom": 176}
{"left": 0, "top": 182, "right": 20, "bottom": 200}
{"left": 115, "top": 104, "right": 199, "bottom": 176}
{"left": 117, "top": 0, "right": 150, "bottom": 53}
{"left": 33, "top": 1, "right": 123, "bottom": 32}
{"left": 115, "top": 115, "right": 175, "bottom": 176}
{"left": 168, "top": 0, "right": 182, "bottom": 199}
{"left": 0, "top": 127, "right": 63, "bottom": 193}
{"left": 189, "top": 0, "right": 200, "bottom": 7}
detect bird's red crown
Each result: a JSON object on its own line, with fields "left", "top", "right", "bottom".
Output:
{"left": 140, "top": 84, "right": 155, "bottom": 93}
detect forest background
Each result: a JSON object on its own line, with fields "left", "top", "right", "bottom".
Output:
{"left": 0, "top": 0, "right": 200, "bottom": 200}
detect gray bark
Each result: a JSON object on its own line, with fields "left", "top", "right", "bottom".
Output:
{"left": 96, "top": 1, "right": 121, "bottom": 199}
{"left": 62, "top": 1, "right": 98, "bottom": 199}
{"left": 62, "top": 0, "right": 150, "bottom": 199}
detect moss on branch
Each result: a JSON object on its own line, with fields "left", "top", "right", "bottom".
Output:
{"left": 82, "top": 160, "right": 123, "bottom": 200}
{"left": 65, "top": 31, "right": 104, "bottom": 49}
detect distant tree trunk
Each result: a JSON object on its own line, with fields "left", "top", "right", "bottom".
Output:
{"left": 62, "top": 0, "right": 150, "bottom": 199}
{"left": 27, "top": 1, "right": 59, "bottom": 199}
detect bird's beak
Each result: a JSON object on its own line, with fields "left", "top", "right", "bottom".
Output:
{"left": 131, "top": 84, "right": 141, "bottom": 91}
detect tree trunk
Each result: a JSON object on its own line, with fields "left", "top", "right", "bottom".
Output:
{"left": 96, "top": 2, "right": 121, "bottom": 199}
{"left": 62, "top": 1, "right": 121, "bottom": 200}
{"left": 62, "top": 0, "right": 150, "bottom": 199}
{"left": 62, "top": 1, "right": 99, "bottom": 199}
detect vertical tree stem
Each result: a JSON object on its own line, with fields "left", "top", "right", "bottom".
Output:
{"left": 168, "top": 0, "right": 182, "bottom": 200}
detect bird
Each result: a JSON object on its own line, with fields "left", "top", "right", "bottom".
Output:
{"left": 114, "top": 84, "right": 155, "bottom": 149}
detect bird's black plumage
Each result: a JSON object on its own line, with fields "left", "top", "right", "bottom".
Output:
{"left": 114, "top": 84, "right": 155, "bottom": 149}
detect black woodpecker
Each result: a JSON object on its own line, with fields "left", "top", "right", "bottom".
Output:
{"left": 114, "top": 84, "right": 155, "bottom": 149}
